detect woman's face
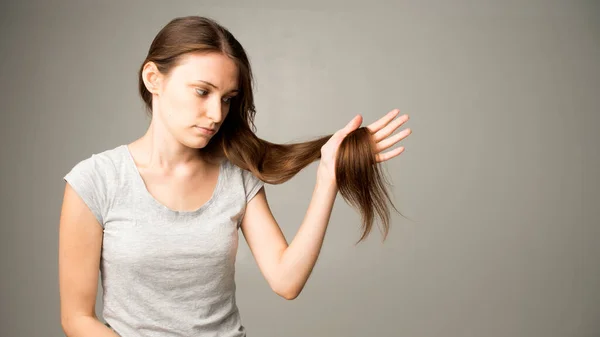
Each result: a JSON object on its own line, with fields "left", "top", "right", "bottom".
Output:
{"left": 148, "top": 52, "right": 240, "bottom": 149}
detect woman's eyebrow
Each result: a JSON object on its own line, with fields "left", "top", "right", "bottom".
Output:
{"left": 195, "top": 80, "right": 239, "bottom": 93}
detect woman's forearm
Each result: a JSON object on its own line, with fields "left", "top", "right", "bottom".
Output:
{"left": 62, "top": 315, "right": 121, "bottom": 337}
{"left": 276, "top": 168, "right": 338, "bottom": 299}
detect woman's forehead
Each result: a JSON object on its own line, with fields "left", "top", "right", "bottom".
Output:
{"left": 173, "top": 53, "right": 238, "bottom": 86}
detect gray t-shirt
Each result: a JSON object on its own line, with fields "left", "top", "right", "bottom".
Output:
{"left": 63, "top": 144, "right": 264, "bottom": 337}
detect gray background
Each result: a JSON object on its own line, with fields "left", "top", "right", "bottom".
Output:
{"left": 1, "top": 0, "right": 599, "bottom": 336}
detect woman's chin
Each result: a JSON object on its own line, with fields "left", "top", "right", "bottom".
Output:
{"left": 181, "top": 137, "right": 210, "bottom": 150}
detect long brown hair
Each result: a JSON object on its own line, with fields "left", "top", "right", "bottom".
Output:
{"left": 138, "top": 16, "right": 407, "bottom": 244}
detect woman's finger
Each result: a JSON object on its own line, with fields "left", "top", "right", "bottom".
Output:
{"left": 373, "top": 113, "right": 409, "bottom": 143}
{"left": 338, "top": 114, "right": 363, "bottom": 138}
{"left": 375, "top": 128, "right": 412, "bottom": 153}
{"left": 366, "top": 109, "right": 400, "bottom": 134}
{"left": 376, "top": 146, "right": 405, "bottom": 163}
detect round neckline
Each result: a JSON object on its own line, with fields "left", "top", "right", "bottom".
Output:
{"left": 121, "top": 144, "right": 226, "bottom": 217}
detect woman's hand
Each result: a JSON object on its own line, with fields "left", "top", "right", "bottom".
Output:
{"left": 317, "top": 108, "right": 411, "bottom": 185}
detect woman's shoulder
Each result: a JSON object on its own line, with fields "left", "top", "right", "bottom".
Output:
{"left": 65, "top": 144, "right": 126, "bottom": 180}
{"left": 63, "top": 144, "right": 126, "bottom": 225}
{"left": 94, "top": 144, "right": 127, "bottom": 161}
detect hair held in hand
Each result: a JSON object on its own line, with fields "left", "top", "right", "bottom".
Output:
{"left": 138, "top": 16, "right": 407, "bottom": 243}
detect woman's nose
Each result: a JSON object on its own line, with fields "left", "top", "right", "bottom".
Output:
{"left": 206, "top": 100, "right": 224, "bottom": 124}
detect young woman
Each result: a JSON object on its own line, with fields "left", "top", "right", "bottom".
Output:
{"left": 58, "top": 15, "right": 411, "bottom": 337}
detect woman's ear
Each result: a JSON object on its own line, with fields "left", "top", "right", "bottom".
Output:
{"left": 141, "top": 61, "right": 162, "bottom": 95}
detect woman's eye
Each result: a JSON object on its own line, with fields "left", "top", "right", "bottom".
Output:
{"left": 196, "top": 88, "right": 235, "bottom": 104}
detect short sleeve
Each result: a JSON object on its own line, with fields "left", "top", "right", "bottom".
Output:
{"left": 63, "top": 154, "right": 110, "bottom": 226}
{"left": 242, "top": 168, "right": 265, "bottom": 203}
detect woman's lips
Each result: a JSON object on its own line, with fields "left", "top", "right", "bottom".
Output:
{"left": 194, "top": 126, "right": 215, "bottom": 135}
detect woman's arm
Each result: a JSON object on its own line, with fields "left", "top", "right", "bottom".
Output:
{"left": 240, "top": 169, "right": 337, "bottom": 300}
{"left": 58, "top": 183, "right": 120, "bottom": 337}
{"left": 275, "top": 172, "right": 338, "bottom": 299}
